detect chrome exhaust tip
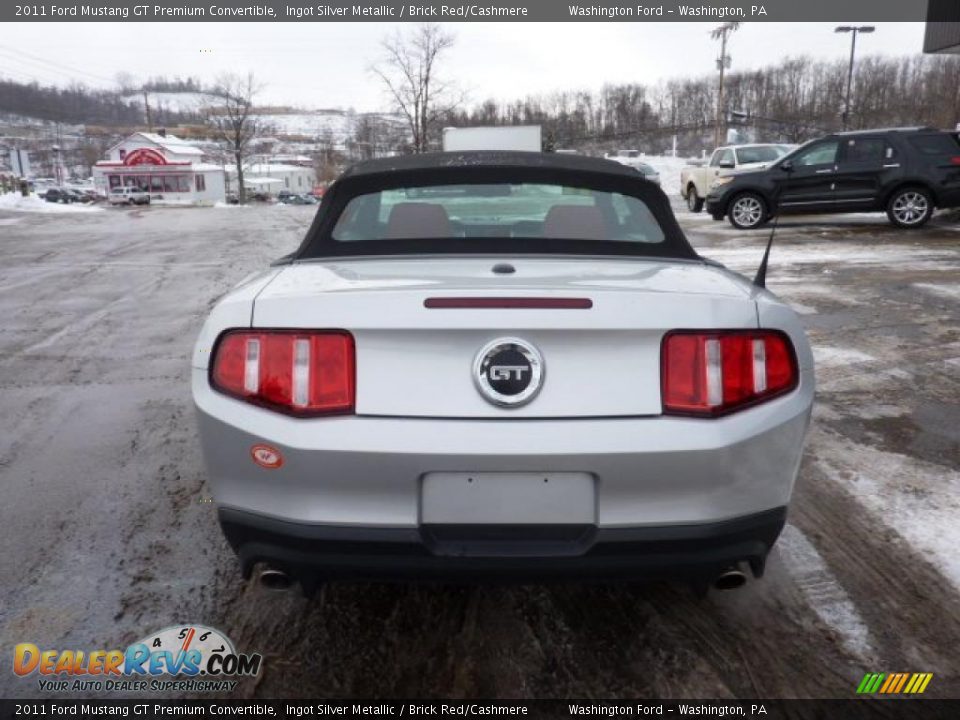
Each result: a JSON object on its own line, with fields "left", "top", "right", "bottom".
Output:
{"left": 259, "top": 568, "right": 294, "bottom": 592}
{"left": 714, "top": 566, "right": 748, "bottom": 591}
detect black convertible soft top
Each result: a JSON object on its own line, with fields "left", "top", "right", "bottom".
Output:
{"left": 293, "top": 151, "right": 700, "bottom": 261}
{"left": 338, "top": 150, "right": 645, "bottom": 179}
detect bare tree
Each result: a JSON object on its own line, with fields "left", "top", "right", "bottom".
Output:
{"left": 205, "top": 72, "right": 267, "bottom": 204}
{"left": 371, "top": 24, "right": 461, "bottom": 153}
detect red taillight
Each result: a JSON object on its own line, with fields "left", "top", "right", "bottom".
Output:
{"left": 950, "top": 156, "right": 960, "bottom": 166}
{"left": 662, "top": 330, "right": 798, "bottom": 417}
{"left": 211, "top": 330, "right": 354, "bottom": 416}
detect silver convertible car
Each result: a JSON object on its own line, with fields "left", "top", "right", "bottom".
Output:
{"left": 192, "top": 151, "right": 814, "bottom": 594}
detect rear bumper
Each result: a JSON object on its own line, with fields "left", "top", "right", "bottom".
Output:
{"left": 219, "top": 505, "right": 788, "bottom": 586}
{"left": 934, "top": 186, "right": 960, "bottom": 209}
{"left": 705, "top": 194, "right": 728, "bottom": 216}
{"left": 194, "top": 367, "right": 813, "bottom": 529}
{"left": 194, "top": 357, "right": 812, "bottom": 586}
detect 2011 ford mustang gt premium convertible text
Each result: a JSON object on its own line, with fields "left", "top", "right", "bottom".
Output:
{"left": 192, "top": 151, "right": 814, "bottom": 594}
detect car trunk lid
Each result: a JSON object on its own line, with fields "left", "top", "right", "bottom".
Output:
{"left": 251, "top": 257, "right": 758, "bottom": 418}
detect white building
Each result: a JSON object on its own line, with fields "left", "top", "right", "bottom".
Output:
{"left": 227, "top": 162, "right": 315, "bottom": 195}
{"left": 92, "top": 131, "right": 226, "bottom": 205}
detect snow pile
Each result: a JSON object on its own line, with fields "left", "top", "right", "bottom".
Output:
{"left": 0, "top": 193, "right": 103, "bottom": 214}
{"left": 815, "top": 432, "right": 960, "bottom": 592}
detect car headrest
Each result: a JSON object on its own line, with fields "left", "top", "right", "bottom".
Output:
{"left": 543, "top": 205, "right": 607, "bottom": 240}
{"left": 385, "top": 202, "right": 452, "bottom": 239}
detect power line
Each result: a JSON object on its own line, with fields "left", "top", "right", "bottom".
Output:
{"left": 0, "top": 46, "right": 117, "bottom": 86}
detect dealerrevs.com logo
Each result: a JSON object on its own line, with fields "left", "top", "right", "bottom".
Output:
{"left": 13, "top": 624, "right": 262, "bottom": 693}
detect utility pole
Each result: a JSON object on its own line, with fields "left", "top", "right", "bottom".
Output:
{"left": 143, "top": 90, "right": 153, "bottom": 132}
{"left": 834, "top": 26, "right": 875, "bottom": 130}
{"left": 711, "top": 22, "right": 740, "bottom": 148}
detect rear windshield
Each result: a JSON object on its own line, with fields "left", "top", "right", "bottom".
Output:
{"left": 331, "top": 183, "right": 666, "bottom": 245}
{"left": 907, "top": 133, "right": 960, "bottom": 156}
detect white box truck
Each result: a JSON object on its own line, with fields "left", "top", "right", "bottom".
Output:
{"left": 442, "top": 126, "right": 542, "bottom": 152}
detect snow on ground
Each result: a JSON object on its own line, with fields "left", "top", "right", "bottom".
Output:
{"left": 812, "top": 346, "right": 876, "bottom": 368}
{"left": 913, "top": 283, "right": 960, "bottom": 301}
{"left": 777, "top": 523, "right": 875, "bottom": 660}
{"left": 699, "top": 244, "right": 959, "bottom": 272}
{"left": 251, "top": 110, "right": 405, "bottom": 144}
{"left": 253, "top": 111, "right": 353, "bottom": 139}
{"left": 0, "top": 193, "right": 103, "bottom": 214}
{"left": 814, "top": 432, "right": 960, "bottom": 592}
{"left": 123, "top": 91, "right": 212, "bottom": 113}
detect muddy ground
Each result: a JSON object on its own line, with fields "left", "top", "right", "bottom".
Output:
{"left": 0, "top": 201, "right": 957, "bottom": 701}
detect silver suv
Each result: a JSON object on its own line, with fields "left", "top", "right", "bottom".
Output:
{"left": 108, "top": 187, "right": 151, "bottom": 206}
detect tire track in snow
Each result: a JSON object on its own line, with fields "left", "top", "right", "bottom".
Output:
{"left": 777, "top": 523, "right": 875, "bottom": 661}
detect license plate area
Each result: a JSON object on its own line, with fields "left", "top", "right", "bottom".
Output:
{"left": 421, "top": 472, "right": 596, "bottom": 525}
{"left": 420, "top": 471, "right": 597, "bottom": 557}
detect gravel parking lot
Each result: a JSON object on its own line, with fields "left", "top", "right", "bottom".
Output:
{"left": 1, "top": 200, "right": 958, "bottom": 700}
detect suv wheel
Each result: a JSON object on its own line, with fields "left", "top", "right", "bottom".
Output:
{"left": 687, "top": 186, "right": 704, "bottom": 213}
{"left": 887, "top": 187, "right": 933, "bottom": 228}
{"left": 728, "top": 192, "right": 768, "bottom": 230}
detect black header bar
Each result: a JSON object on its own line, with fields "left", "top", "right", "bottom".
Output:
{"left": 3, "top": 0, "right": 953, "bottom": 23}
{"left": 2, "top": 699, "right": 960, "bottom": 720}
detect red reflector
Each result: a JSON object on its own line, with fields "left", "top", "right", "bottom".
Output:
{"left": 424, "top": 297, "right": 593, "bottom": 309}
{"left": 210, "top": 330, "right": 355, "bottom": 416}
{"left": 661, "top": 330, "right": 798, "bottom": 417}
{"left": 951, "top": 157, "right": 960, "bottom": 166}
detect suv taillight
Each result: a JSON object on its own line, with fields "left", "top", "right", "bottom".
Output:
{"left": 210, "top": 330, "right": 355, "bottom": 416}
{"left": 662, "top": 330, "right": 798, "bottom": 417}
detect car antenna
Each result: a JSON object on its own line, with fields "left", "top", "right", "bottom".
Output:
{"left": 753, "top": 161, "right": 794, "bottom": 288}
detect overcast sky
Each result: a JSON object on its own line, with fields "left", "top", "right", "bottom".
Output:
{"left": 0, "top": 22, "right": 928, "bottom": 111}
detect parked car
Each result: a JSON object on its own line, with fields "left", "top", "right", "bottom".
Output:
{"left": 63, "top": 188, "right": 91, "bottom": 203}
{"left": 681, "top": 144, "right": 793, "bottom": 213}
{"left": 192, "top": 151, "right": 814, "bottom": 594}
{"left": 634, "top": 162, "right": 661, "bottom": 186}
{"left": 108, "top": 187, "right": 151, "bottom": 206}
{"left": 706, "top": 127, "right": 960, "bottom": 229}
{"left": 278, "top": 193, "right": 318, "bottom": 205}
{"left": 42, "top": 188, "right": 74, "bottom": 204}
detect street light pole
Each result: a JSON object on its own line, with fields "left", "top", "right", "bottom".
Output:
{"left": 835, "top": 25, "right": 875, "bottom": 131}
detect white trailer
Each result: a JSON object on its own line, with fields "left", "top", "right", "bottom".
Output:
{"left": 442, "top": 126, "right": 542, "bottom": 153}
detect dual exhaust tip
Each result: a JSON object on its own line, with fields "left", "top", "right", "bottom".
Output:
{"left": 714, "top": 566, "right": 748, "bottom": 591}
{"left": 257, "top": 565, "right": 750, "bottom": 593}
{"left": 259, "top": 567, "right": 295, "bottom": 592}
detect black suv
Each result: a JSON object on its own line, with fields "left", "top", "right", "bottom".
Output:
{"left": 706, "top": 127, "right": 960, "bottom": 229}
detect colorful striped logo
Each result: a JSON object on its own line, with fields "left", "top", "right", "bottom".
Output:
{"left": 856, "top": 672, "right": 934, "bottom": 695}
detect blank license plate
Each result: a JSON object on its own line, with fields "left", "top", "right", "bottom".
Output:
{"left": 420, "top": 472, "right": 596, "bottom": 525}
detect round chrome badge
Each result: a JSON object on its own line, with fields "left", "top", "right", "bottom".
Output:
{"left": 473, "top": 338, "right": 544, "bottom": 407}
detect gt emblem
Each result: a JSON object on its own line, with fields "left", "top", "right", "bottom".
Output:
{"left": 473, "top": 338, "right": 544, "bottom": 407}
{"left": 489, "top": 365, "right": 528, "bottom": 381}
